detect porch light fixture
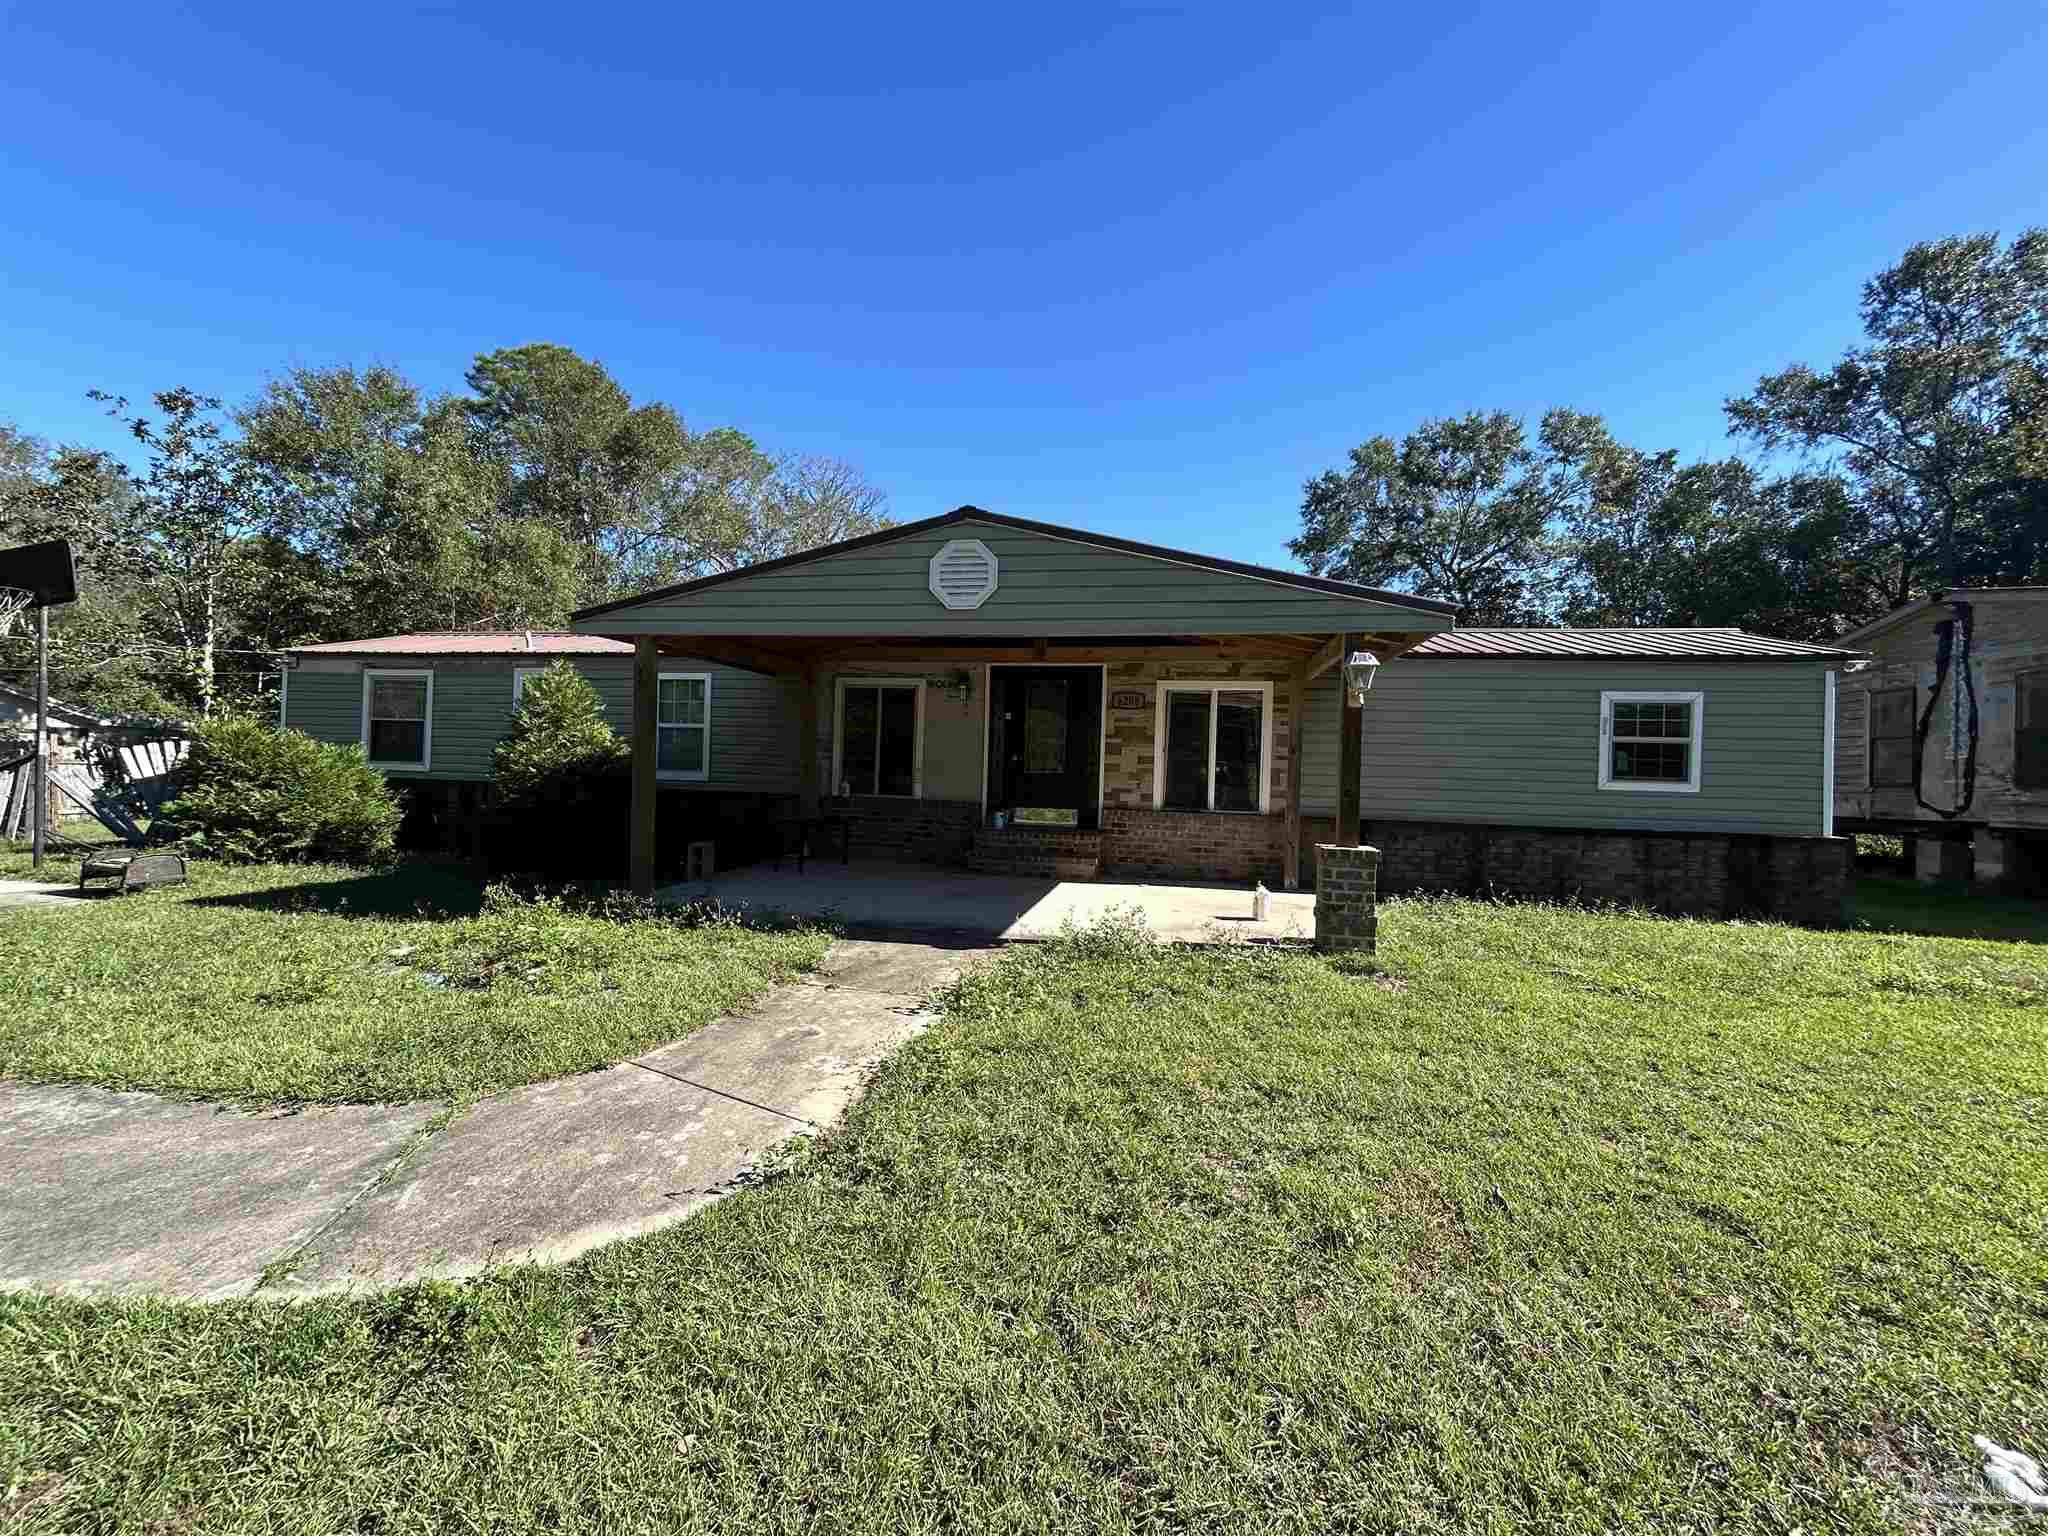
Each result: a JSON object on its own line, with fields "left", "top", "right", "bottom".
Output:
{"left": 1343, "top": 650, "right": 1380, "bottom": 705}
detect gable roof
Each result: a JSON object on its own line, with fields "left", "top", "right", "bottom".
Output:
{"left": 1410, "top": 628, "right": 1861, "bottom": 661}
{"left": 288, "top": 631, "right": 633, "bottom": 658}
{"left": 1834, "top": 587, "right": 2048, "bottom": 647}
{"left": 571, "top": 506, "right": 1460, "bottom": 623}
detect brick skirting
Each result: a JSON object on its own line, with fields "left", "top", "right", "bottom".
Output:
{"left": 832, "top": 797, "right": 980, "bottom": 866}
{"left": 1302, "top": 816, "right": 1850, "bottom": 927}
{"left": 968, "top": 825, "right": 1102, "bottom": 879}
{"left": 1100, "top": 806, "right": 1285, "bottom": 885}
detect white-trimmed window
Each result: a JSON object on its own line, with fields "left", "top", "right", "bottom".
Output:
{"left": 1153, "top": 680, "right": 1274, "bottom": 812}
{"left": 362, "top": 670, "right": 432, "bottom": 770}
{"left": 1598, "top": 690, "right": 1702, "bottom": 793}
{"left": 657, "top": 672, "right": 711, "bottom": 781}
{"left": 834, "top": 678, "right": 923, "bottom": 797}
{"left": 512, "top": 666, "right": 544, "bottom": 702}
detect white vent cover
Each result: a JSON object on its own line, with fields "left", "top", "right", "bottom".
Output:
{"left": 928, "top": 537, "right": 998, "bottom": 610}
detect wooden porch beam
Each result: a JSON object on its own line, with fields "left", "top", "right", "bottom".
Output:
{"left": 657, "top": 637, "right": 816, "bottom": 676}
{"left": 1336, "top": 630, "right": 1363, "bottom": 848}
{"left": 1305, "top": 633, "right": 1345, "bottom": 680}
{"left": 811, "top": 642, "right": 1308, "bottom": 666}
{"left": 1285, "top": 659, "right": 1307, "bottom": 889}
{"left": 630, "top": 637, "right": 658, "bottom": 897}
{"left": 795, "top": 668, "right": 821, "bottom": 814}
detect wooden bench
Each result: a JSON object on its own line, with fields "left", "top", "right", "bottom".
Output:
{"left": 78, "top": 852, "right": 188, "bottom": 894}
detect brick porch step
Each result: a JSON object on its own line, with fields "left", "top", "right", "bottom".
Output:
{"left": 966, "top": 825, "right": 1102, "bottom": 881}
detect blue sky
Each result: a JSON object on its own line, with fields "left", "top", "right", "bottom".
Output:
{"left": 4, "top": 2, "right": 2045, "bottom": 568}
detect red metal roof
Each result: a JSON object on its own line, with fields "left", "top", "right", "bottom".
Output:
{"left": 1409, "top": 628, "right": 1861, "bottom": 661}
{"left": 288, "top": 632, "right": 633, "bottom": 657}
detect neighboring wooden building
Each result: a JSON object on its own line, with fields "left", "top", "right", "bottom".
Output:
{"left": 0, "top": 681, "right": 102, "bottom": 746}
{"left": 1834, "top": 587, "right": 2048, "bottom": 886}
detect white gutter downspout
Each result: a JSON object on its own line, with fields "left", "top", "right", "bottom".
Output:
{"left": 1822, "top": 668, "right": 1837, "bottom": 838}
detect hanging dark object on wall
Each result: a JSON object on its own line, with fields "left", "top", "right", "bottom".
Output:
{"left": 1912, "top": 600, "right": 1979, "bottom": 820}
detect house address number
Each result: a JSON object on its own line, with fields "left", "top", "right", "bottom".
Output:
{"left": 1110, "top": 689, "right": 1149, "bottom": 710}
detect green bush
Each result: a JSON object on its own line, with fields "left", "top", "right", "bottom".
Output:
{"left": 159, "top": 714, "right": 401, "bottom": 865}
{"left": 492, "top": 661, "right": 626, "bottom": 806}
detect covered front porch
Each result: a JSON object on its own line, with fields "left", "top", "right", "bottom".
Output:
{"left": 569, "top": 508, "right": 1457, "bottom": 948}
{"left": 663, "top": 858, "right": 1319, "bottom": 943}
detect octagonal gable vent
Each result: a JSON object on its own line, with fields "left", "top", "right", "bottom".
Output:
{"left": 928, "top": 537, "right": 998, "bottom": 610}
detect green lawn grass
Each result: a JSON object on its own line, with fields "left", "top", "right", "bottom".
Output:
{"left": 1855, "top": 872, "right": 2048, "bottom": 943}
{"left": 4, "top": 896, "right": 2043, "bottom": 1532}
{"left": 0, "top": 854, "right": 829, "bottom": 1104}
{"left": 0, "top": 829, "right": 132, "bottom": 882}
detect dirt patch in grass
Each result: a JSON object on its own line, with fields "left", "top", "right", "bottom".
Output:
{"left": 1380, "top": 1168, "right": 1477, "bottom": 1290}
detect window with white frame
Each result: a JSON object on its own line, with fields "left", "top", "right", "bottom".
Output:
{"left": 835, "top": 679, "right": 921, "bottom": 797}
{"left": 363, "top": 670, "right": 431, "bottom": 770}
{"left": 512, "top": 666, "right": 544, "bottom": 702}
{"left": 1598, "top": 690, "right": 1702, "bottom": 793}
{"left": 656, "top": 673, "right": 711, "bottom": 780}
{"left": 1153, "top": 681, "right": 1273, "bottom": 812}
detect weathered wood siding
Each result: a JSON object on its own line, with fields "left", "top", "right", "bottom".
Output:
{"left": 1298, "top": 657, "right": 1831, "bottom": 835}
{"left": 1834, "top": 591, "right": 2048, "bottom": 830}
{"left": 573, "top": 518, "right": 1453, "bottom": 638}
{"left": 284, "top": 655, "right": 795, "bottom": 791}
{"left": 1833, "top": 686, "right": 1869, "bottom": 792}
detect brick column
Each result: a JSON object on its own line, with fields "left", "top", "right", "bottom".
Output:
{"left": 1314, "top": 843, "right": 1379, "bottom": 954}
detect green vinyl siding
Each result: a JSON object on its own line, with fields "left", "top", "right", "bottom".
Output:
{"left": 283, "top": 656, "right": 795, "bottom": 792}
{"left": 574, "top": 518, "right": 1452, "bottom": 639}
{"left": 1298, "top": 668, "right": 1342, "bottom": 817}
{"left": 1297, "top": 658, "right": 1830, "bottom": 836}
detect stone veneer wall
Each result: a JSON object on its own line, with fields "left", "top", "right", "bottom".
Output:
{"left": 1100, "top": 806, "right": 1286, "bottom": 884}
{"left": 1301, "top": 816, "right": 1851, "bottom": 927}
{"left": 1100, "top": 658, "right": 1302, "bottom": 815}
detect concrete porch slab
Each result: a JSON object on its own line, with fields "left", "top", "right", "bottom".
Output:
{"left": 662, "top": 860, "right": 1316, "bottom": 943}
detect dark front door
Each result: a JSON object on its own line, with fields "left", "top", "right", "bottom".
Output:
{"left": 990, "top": 667, "right": 1101, "bottom": 829}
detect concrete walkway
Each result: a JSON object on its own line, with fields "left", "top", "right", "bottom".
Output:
{"left": 0, "top": 878, "right": 98, "bottom": 913}
{"left": 0, "top": 938, "right": 986, "bottom": 1302}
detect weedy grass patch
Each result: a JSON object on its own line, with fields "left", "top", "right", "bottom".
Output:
{"left": 2, "top": 895, "right": 2044, "bottom": 1532}
{"left": 0, "top": 856, "right": 828, "bottom": 1104}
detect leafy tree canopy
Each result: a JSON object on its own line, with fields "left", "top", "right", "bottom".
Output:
{"left": 1726, "top": 228, "right": 2048, "bottom": 606}
{"left": 1292, "top": 410, "right": 1579, "bottom": 625}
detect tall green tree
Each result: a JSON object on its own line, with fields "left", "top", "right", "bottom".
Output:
{"left": 1553, "top": 442, "right": 1862, "bottom": 640}
{"left": 86, "top": 390, "right": 276, "bottom": 715}
{"left": 239, "top": 364, "right": 583, "bottom": 634}
{"left": 456, "top": 343, "right": 692, "bottom": 596}
{"left": 454, "top": 344, "right": 890, "bottom": 598}
{"left": 1291, "top": 410, "right": 1571, "bottom": 624}
{"left": 1726, "top": 229, "right": 2048, "bottom": 607}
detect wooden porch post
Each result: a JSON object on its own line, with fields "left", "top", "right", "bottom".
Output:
{"left": 1284, "top": 659, "right": 1307, "bottom": 888}
{"left": 797, "top": 669, "right": 821, "bottom": 814}
{"left": 1337, "top": 631, "right": 1363, "bottom": 848}
{"left": 630, "top": 637, "right": 658, "bottom": 897}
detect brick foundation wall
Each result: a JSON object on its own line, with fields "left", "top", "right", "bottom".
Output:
{"left": 1101, "top": 806, "right": 1285, "bottom": 884}
{"left": 833, "top": 797, "right": 980, "bottom": 866}
{"left": 1302, "top": 816, "right": 1851, "bottom": 927}
{"left": 968, "top": 825, "right": 1102, "bottom": 879}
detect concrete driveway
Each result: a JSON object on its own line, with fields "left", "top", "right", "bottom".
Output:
{"left": 0, "top": 938, "right": 988, "bottom": 1301}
